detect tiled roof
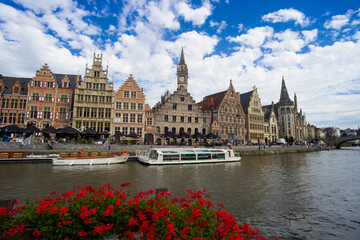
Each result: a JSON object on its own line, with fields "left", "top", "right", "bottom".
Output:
{"left": 240, "top": 90, "right": 253, "bottom": 113}
{"left": 53, "top": 73, "right": 80, "bottom": 89}
{"left": 0, "top": 75, "right": 31, "bottom": 95}
{"left": 198, "top": 90, "right": 227, "bottom": 111}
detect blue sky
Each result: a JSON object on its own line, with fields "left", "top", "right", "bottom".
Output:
{"left": 0, "top": 0, "right": 359, "bottom": 129}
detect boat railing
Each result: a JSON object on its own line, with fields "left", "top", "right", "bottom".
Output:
{"left": 135, "top": 150, "right": 148, "bottom": 157}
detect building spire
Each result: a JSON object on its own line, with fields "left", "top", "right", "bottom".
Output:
{"left": 180, "top": 47, "right": 185, "bottom": 65}
{"left": 279, "top": 76, "right": 293, "bottom": 105}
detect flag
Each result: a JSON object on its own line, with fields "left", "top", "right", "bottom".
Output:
{"left": 22, "top": 134, "right": 34, "bottom": 145}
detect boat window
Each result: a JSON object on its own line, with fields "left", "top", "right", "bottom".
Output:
{"left": 212, "top": 153, "right": 225, "bottom": 160}
{"left": 161, "top": 151, "right": 178, "bottom": 154}
{"left": 194, "top": 149, "right": 210, "bottom": 153}
{"left": 197, "top": 154, "right": 211, "bottom": 160}
{"left": 209, "top": 150, "right": 223, "bottom": 153}
{"left": 163, "top": 154, "right": 180, "bottom": 161}
{"left": 181, "top": 154, "right": 196, "bottom": 161}
{"left": 150, "top": 150, "right": 158, "bottom": 159}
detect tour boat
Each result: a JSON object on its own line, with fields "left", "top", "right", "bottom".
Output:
{"left": 52, "top": 152, "right": 129, "bottom": 166}
{"left": 136, "top": 148, "right": 240, "bottom": 165}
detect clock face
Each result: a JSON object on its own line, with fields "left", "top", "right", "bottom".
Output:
{"left": 179, "top": 76, "right": 185, "bottom": 82}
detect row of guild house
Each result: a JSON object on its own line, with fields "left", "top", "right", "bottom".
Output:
{"left": 0, "top": 49, "right": 310, "bottom": 145}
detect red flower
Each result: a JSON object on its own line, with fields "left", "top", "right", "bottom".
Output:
{"left": 59, "top": 206, "right": 68, "bottom": 215}
{"left": 32, "top": 229, "right": 42, "bottom": 237}
{"left": 124, "top": 230, "right": 134, "bottom": 240}
{"left": 77, "top": 231, "right": 88, "bottom": 237}
{"left": 128, "top": 217, "right": 138, "bottom": 226}
{"left": 121, "top": 182, "right": 131, "bottom": 188}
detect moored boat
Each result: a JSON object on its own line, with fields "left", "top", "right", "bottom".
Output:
{"left": 52, "top": 152, "right": 129, "bottom": 166}
{"left": 136, "top": 148, "right": 240, "bottom": 165}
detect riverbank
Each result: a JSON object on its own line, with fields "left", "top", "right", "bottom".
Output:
{"left": 0, "top": 142, "right": 323, "bottom": 158}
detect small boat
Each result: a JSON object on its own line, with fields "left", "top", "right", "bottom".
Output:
{"left": 136, "top": 148, "right": 240, "bottom": 165}
{"left": 52, "top": 152, "right": 129, "bottom": 166}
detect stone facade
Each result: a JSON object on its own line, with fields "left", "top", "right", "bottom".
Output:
{"left": 25, "top": 64, "right": 78, "bottom": 129}
{"left": 262, "top": 102, "right": 279, "bottom": 144}
{"left": 114, "top": 74, "right": 145, "bottom": 139}
{"left": 0, "top": 75, "right": 30, "bottom": 128}
{"left": 145, "top": 104, "right": 155, "bottom": 144}
{"left": 198, "top": 80, "right": 246, "bottom": 144}
{"left": 240, "top": 86, "right": 265, "bottom": 144}
{"left": 153, "top": 48, "right": 211, "bottom": 143}
{"left": 72, "top": 53, "right": 114, "bottom": 133}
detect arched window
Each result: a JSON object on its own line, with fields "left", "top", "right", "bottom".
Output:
{"left": 180, "top": 127, "right": 184, "bottom": 133}
{"left": 202, "top": 128, "right": 206, "bottom": 135}
{"left": 195, "top": 128, "right": 198, "bottom": 133}
{"left": 164, "top": 127, "right": 169, "bottom": 133}
{"left": 156, "top": 127, "right": 160, "bottom": 134}
{"left": 187, "top": 128, "right": 191, "bottom": 134}
{"left": 172, "top": 127, "right": 176, "bottom": 133}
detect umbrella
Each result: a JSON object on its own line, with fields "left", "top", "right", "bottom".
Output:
{"left": 178, "top": 132, "right": 190, "bottom": 138}
{"left": 126, "top": 132, "right": 139, "bottom": 138}
{"left": 99, "top": 130, "right": 110, "bottom": 136}
{"left": 161, "top": 132, "right": 176, "bottom": 138}
{"left": 23, "top": 125, "right": 41, "bottom": 134}
{"left": 114, "top": 131, "right": 124, "bottom": 138}
{"left": 81, "top": 128, "right": 98, "bottom": 135}
{"left": 205, "top": 133, "right": 219, "bottom": 139}
{"left": 42, "top": 126, "right": 57, "bottom": 134}
{"left": 191, "top": 132, "right": 204, "bottom": 138}
{"left": 56, "top": 126, "right": 80, "bottom": 134}
{"left": 0, "top": 125, "right": 23, "bottom": 134}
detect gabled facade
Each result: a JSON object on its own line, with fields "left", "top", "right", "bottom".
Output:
{"left": 25, "top": 64, "right": 78, "bottom": 129}
{"left": 145, "top": 104, "right": 155, "bottom": 144}
{"left": 198, "top": 80, "right": 245, "bottom": 144}
{"left": 114, "top": 74, "right": 145, "bottom": 139}
{"left": 0, "top": 75, "right": 31, "bottom": 128}
{"left": 72, "top": 53, "right": 114, "bottom": 133}
{"left": 240, "top": 86, "right": 265, "bottom": 144}
{"left": 262, "top": 102, "right": 279, "bottom": 144}
{"left": 153, "top": 48, "right": 211, "bottom": 142}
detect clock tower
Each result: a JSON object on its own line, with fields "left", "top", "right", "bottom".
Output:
{"left": 177, "top": 47, "right": 188, "bottom": 91}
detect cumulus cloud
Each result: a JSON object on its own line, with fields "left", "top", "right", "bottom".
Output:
{"left": 176, "top": 1, "right": 213, "bottom": 26}
{"left": 209, "top": 20, "right": 227, "bottom": 33}
{"left": 324, "top": 10, "right": 353, "bottom": 30}
{"left": 262, "top": 8, "right": 311, "bottom": 27}
{"left": 227, "top": 26, "right": 274, "bottom": 48}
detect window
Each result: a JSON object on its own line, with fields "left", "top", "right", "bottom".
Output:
{"left": 164, "top": 115, "right": 168, "bottom": 122}
{"left": 281, "top": 108, "right": 285, "bottom": 114}
{"left": 116, "top": 102, "right": 122, "bottom": 109}
{"left": 286, "top": 108, "right": 290, "bottom": 114}
{"left": 131, "top": 91, "right": 136, "bottom": 98}
{"left": 92, "top": 96, "right": 98, "bottom": 102}
{"left": 93, "top": 83, "right": 99, "bottom": 89}
{"left": 44, "top": 107, "right": 51, "bottom": 119}
{"left": 59, "top": 108, "right": 66, "bottom": 119}
{"left": 203, "top": 117, "right": 206, "bottom": 123}
{"left": 124, "top": 91, "right": 129, "bottom": 98}
{"left": 94, "top": 71, "right": 100, "bottom": 77}
{"left": 47, "top": 82, "right": 52, "bottom": 88}
{"left": 195, "top": 117, "right": 198, "bottom": 123}
{"left": 98, "top": 108, "right": 104, "bottom": 118}
{"left": 115, "top": 113, "right": 121, "bottom": 123}
{"left": 9, "top": 113, "right": 15, "bottom": 124}
{"left": 105, "top": 109, "right": 111, "bottom": 118}
{"left": 131, "top": 103, "right": 136, "bottom": 110}
{"left": 60, "top": 95, "right": 67, "bottom": 103}
{"left": 4, "top": 99, "right": 9, "bottom": 108}
{"left": 181, "top": 116, "right": 184, "bottom": 122}
{"left": 173, "top": 103, "right": 177, "bottom": 110}
{"left": 180, "top": 96, "right": 185, "bottom": 102}
{"left": 32, "top": 93, "right": 39, "bottom": 101}
{"left": 10, "top": 99, "right": 16, "bottom": 108}
{"left": 34, "top": 81, "right": 41, "bottom": 87}
{"left": 45, "top": 94, "right": 52, "bottom": 102}
{"left": 77, "top": 107, "right": 83, "bottom": 117}
{"left": 123, "top": 102, "right": 129, "bottom": 109}
{"left": 100, "top": 84, "right": 106, "bottom": 90}
{"left": 188, "top": 105, "right": 192, "bottom": 111}
{"left": 138, "top": 103, "right": 143, "bottom": 110}
{"left": 122, "top": 127, "right": 128, "bottom": 135}
{"left": 18, "top": 113, "right": 25, "bottom": 124}
{"left": 123, "top": 113, "right": 128, "bottom": 123}
{"left": 172, "top": 115, "right": 176, "bottom": 122}
{"left": 137, "top": 114, "right": 143, "bottom": 123}
{"left": 84, "top": 107, "right": 90, "bottom": 118}
{"left": 130, "top": 114, "right": 136, "bottom": 123}
{"left": 30, "top": 106, "right": 37, "bottom": 118}
{"left": 130, "top": 127, "right": 135, "bottom": 134}
{"left": 187, "top": 128, "right": 191, "bottom": 134}
{"left": 78, "top": 95, "right": 84, "bottom": 101}
{"left": 86, "top": 83, "right": 92, "bottom": 89}
{"left": 63, "top": 82, "right": 68, "bottom": 88}
{"left": 106, "top": 96, "right": 112, "bottom": 102}
{"left": 99, "top": 96, "right": 105, "bottom": 102}
{"left": 20, "top": 99, "right": 26, "bottom": 109}
{"left": 91, "top": 108, "right": 97, "bottom": 118}
{"left": 188, "top": 117, "right": 191, "bottom": 123}
{"left": 137, "top": 128, "right": 142, "bottom": 136}
{"left": 147, "top": 117, "right": 152, "bottom": 125}
{"left": 14, "top": 87, "right": 19, "bottom": 94}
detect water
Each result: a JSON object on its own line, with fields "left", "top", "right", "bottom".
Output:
{"left": 1, "top": 147, "right": 359, "bottom": 239}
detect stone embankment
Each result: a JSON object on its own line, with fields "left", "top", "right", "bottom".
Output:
{"left": 0, "top": 142, "right": 322, "bottom": 158}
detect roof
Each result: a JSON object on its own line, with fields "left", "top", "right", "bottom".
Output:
{"left": 53, "top": 73, "right": 79, "bottom": 89}
{"left": 240, "top": 90, "right": 253, "bottom": 113}
{"left": 278, "top": 77, "right": 293, "bottom": 106}
{"left": 198, "top": 90, "right": 227, "bottom": 111}
{"left": 0, "top": 76, "right": 31, "bottom": 95}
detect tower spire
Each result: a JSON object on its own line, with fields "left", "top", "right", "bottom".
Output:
{"left": 180, "top": 47, "right": 185, "bottom": 65}
{"left": 279, "top": 76, "right": 293, "bottom": 105}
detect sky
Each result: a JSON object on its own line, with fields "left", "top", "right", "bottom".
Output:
{"left": 0, "top": 0, "right": 359, "bottom": 129}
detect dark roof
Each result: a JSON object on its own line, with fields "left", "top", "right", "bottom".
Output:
{"left": 262, "top": 105, "right": 272, "bottom": 120}
{"left": 278, "top": 78, "right": 293, "bottom": 105}
{"left": 198, "top": 90, "right": 227, "bottom": 111}
{"left": 53, "top": 74, "right": 79, "bottom": 89}
{"left": 0, "top": 76, "right": 31, "bottom": 95}
{"left": 240, "top": 90, "right": 253, "bottom": 113}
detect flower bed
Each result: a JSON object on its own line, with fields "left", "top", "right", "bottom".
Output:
{"left": 1, "top": 183, "right": 277, "bottom": 239}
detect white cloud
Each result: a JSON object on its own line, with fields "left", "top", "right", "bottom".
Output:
{"left": 176, "top": 1, "right": 213, "bottom": 26}
{"left": 227, "top": 26, "right": 274, "bottom": 48}
{"left": 209, "top": 20, "right": 227, "bottom": 33}
{"left": 262, "top": 8, "right": 311, "bottom": 27}
{"left": 324, "top": 10, "right": 353, "bottom": 30}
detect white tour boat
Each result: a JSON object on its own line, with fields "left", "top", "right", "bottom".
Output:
{"left": 136, "top": 148, "right": 240, "bottom": 165}
{"left": 52, "top": 152, "right": 129, "bottom": 166}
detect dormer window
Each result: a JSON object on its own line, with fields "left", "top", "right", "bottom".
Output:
{"left": 44, "top": 72, "right": 46, "bottom": 75}
{"left": 14, "top": 87, "right": 19, "bottom": 94}
{"left": 63, "top": 82, "right": 68, "bottom": 88}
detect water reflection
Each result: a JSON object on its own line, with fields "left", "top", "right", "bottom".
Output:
{"left": 0, "top": 149, "right": 360, "bottom": 239}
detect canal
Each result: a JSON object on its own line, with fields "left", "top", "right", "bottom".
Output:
{"left": 0, "top": 147, "right": 359, "bottom": 239}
